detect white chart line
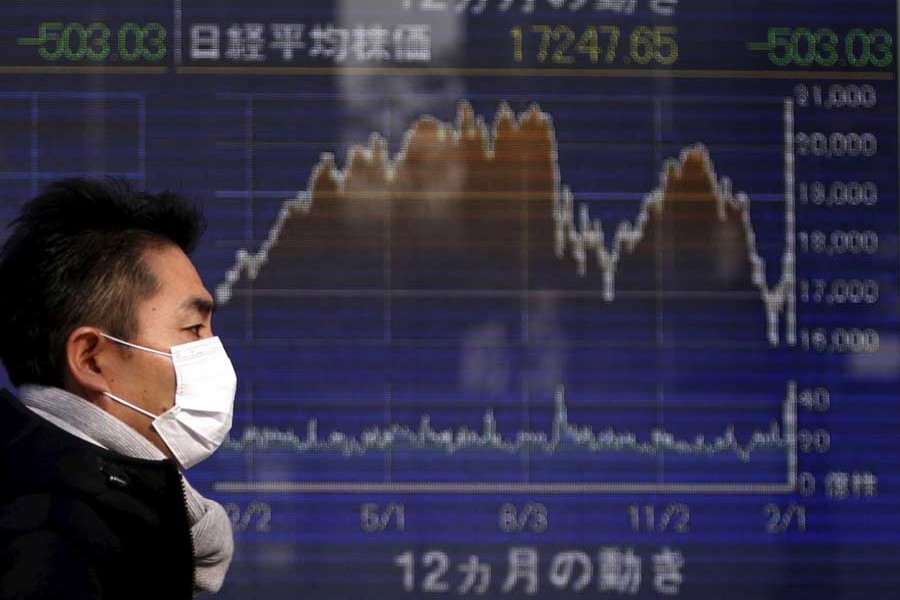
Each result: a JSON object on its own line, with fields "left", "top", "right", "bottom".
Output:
{"left": 214, "top": 382, "right": 799, "bottom": 495}
{"left": 214, "top": 100, "right": 798, "bottom": 346}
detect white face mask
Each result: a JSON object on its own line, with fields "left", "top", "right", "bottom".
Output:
{"left": 100, "top": 333, "right": 237, "bottom": 469}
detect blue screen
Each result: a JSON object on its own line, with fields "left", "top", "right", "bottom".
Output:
{"left": 1, "top": 1, "right": 898, "bottom": 597}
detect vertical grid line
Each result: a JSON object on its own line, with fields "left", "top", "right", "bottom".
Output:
{"left": 384, "top": 97, "right": 394, "bottom": 483}
{"left": 245, "top": 97, "right": 255, "bottom": 341}
{"left": 245, "top": 96, "right": 256, "bottom": 480}
{"left": 785, "top": 381, "right": 798, "bottom": 490}
{"left": 173, "top": 0, "right": 183, "bottom": 65}
{"left": 30, "top": 95, "right": 38, "bottom": 196}
{"left": 653, "top": 96, "right": 665, "bottom": 484}
{"left": 138, "top": 95, "right": 147, "bottom": 188}
{"left": 784, "top": 98, "right": 797, "bottom": 345}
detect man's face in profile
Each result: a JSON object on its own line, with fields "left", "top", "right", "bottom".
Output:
{"left": 99, "top": 243, "right": 216, "bottom": 457}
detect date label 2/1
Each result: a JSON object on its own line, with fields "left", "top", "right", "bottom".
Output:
{"left": 765, "top": 503, "right": 807, "bottom": 533}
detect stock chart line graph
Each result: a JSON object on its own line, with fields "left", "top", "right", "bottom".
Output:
{"left": 215, "top": 98, "right": 797, "bottom": 346}
{"left": 208, "top": 97, "right": 806, "bottom": 495}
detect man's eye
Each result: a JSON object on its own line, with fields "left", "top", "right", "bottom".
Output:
{"left": 186, "top": 325, "right": 203, "bottom": 336}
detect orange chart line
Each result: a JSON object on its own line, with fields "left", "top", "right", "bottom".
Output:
{"left": 214, "top": 98, "right": 798, "bottom": 346}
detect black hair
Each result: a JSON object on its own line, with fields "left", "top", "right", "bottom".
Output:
{"left": 0, "top": 177, "right": 206, "bottom": 387}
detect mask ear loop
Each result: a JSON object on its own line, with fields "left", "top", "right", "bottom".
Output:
{"left": 99, "top": 333, "right": 172, "bottom": 420}
{"left": 100, "top": 333, "right": 172, "bottom": 357}
{"left": 103, "top": 391, "right": 159, "bottom": 420}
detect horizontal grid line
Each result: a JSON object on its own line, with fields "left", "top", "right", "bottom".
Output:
{"left": 214, "top": 481, "right": 796, "bottom": 494}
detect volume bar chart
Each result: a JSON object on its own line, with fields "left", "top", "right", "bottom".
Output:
{"left": 216, "top": 381, "right": 799, "bottom": 493}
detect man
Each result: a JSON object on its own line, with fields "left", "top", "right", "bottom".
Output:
{"left": 0, "top": 178, "right": 234, "bottom": 598}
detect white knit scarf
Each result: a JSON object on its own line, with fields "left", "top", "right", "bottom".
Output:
{"left": 18, "top": 384, "right": 233, "bottom": 595}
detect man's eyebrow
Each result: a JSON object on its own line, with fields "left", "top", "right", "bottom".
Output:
{"left": 180, "top": 296, "right": 216, "bottom": 317}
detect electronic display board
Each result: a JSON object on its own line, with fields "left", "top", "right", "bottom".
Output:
{"left": 0, "top": 1, "right": 898, "bottom": 597}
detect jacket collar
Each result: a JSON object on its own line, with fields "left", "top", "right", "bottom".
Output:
{"left": 0, "top": 388, "right": 176, "bottom": 497}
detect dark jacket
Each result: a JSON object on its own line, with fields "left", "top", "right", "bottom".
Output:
{"left": 0, "top": 388, "right": 194, "bottom": 599}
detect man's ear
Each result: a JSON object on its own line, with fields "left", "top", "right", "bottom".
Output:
{"left": 65, "top": 327, "right": 115, "bottom": 394}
